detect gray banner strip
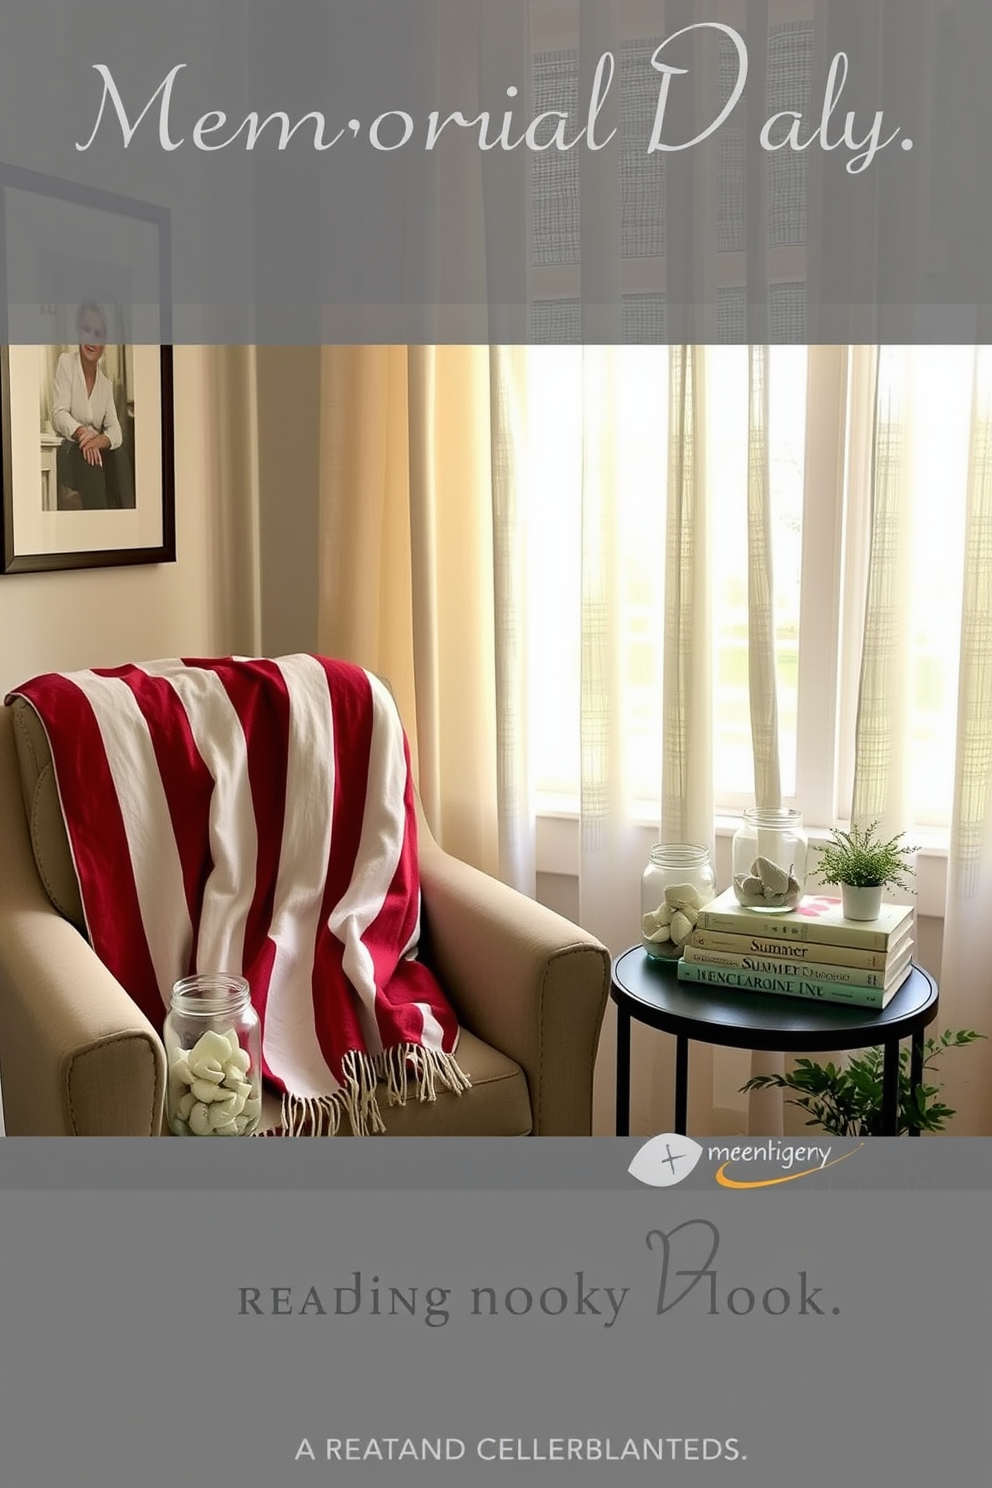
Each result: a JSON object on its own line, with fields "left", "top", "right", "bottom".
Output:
{"left": 0, "top": 1136, "right": 989, "bottom": 1189}
{"left": 0, "top": 1185, "right": 989, "bottom": 1485}
{"left": 0, "top": 0, "right": 989, "bottom": 342}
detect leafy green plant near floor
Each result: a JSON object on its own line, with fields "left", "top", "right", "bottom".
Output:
{"left": 813, "top": 820, "right": 919, "bottom": 891}
{"left": 741, "top": 1029, "right": 985, "bottom": 1136}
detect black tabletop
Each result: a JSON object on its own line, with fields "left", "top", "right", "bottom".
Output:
{"left": 611, "top": 947, "right": 939, "bottom": 1052}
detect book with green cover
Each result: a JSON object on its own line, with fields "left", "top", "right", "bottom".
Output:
{"left": 687, "top": 925, "right": 909, "bottom": 970}
{"left": 694, "top": 887, "right": 914, "bottom": 952}
{"left": 681, "top": 940, "right": 913, "bottom": 989}
{"left": 675, "top": 958, "right": 913, "bottom": 1009}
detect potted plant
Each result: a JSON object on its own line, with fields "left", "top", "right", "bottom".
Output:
{"left": 741, "top": 1029, "right": 985, "bottom": 1136}
{"left": 813, "top": 819, "right": 919, "bottom": 921}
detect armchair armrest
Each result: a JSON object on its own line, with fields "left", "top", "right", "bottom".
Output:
{"left": 418, "top": 835, "right": 609, "bottom": 1135}
{"left": 0, "top": 734, "right": 166, "bottom": 1135}
{"left": 0, "top": 904, "right": 166, "bottom": 1137}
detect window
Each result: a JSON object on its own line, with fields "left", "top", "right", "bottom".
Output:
{"left": 524, "top": 345, "right": 974, "bottom": 836}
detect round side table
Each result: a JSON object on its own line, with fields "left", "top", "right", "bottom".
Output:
{"left": 611, "top": 948, "right": 939, "bottom": 1138}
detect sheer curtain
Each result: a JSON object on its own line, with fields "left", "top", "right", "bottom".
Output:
{"left": 942, "top": 348, "right": 992, "bottom": 1133}
{"left": 850, "top": 345, "right": 992, "bottom": 1133}
{"left": 317, "top": 340, "right": 804, "bottom": 1137}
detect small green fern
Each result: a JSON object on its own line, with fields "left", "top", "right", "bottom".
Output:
{"left": 814, "top": 820, "right": 919, "bottom": 891}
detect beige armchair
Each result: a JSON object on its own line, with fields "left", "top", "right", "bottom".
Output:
{"left": 0, "top": 694, "right": 609, "bottom": 1137}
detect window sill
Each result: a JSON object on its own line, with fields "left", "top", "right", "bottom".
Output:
{"left": 535, "top": 809, "right": 949, "bottom": 920}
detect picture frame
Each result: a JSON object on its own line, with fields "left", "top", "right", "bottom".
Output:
{"left": 0, "top": 163, "right": 174, "bottom": 574}
{"left": 1, "top": 344, "right": 175, "bottom": 574}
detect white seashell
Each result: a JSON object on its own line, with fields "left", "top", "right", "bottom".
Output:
{"left": 170, "top": 1118, "right": 191, "bottom": 1137}
{"left": 642, "top": 905, "right": 672, "bottom": 934}
{"left": 755, "top": 856, "right": 790, "bottom": 895}
{"left": 188, "top": 1102, "right": 212, "bottom": 1136}
{"left": 242, "top": 1096, "right": 262, "bottom": 1120}
{"left": 682, "top": 904, "right": 699, "bottom": 927}
{"left": 741, "top": 875, "right": 764, "bottom": 898}
{"left": 670, "top": 911, "right": 692, "bottom": 945}
{"left": 225, "top": 1048, "right": 251, "bottom": 1076}
{"left": 213, "top": 1121, "right": 240, "bottom": 1135}
{"left": 226, "top": 1029, "right": 242, "bottom": 1058}
{"left": 188, "top": 1059, "right": 226, "bottom": 1086}
{"left": 192, "top": 1078, "right": 230, "bottom": 1104}
{"left": 645, "top": 924, "right": 672, "bottom": 944}
{"left": 664, "top": 883, "right": 701, "bottom": 910}
{"left": 189, "top": 1030, "right": 236, "bottom": 1068}
{"left": 209, "top": 1096, "right": 239, "bottom": 1128}
{"left": 169, "top": 1055, "right": 194, "bottom": 1086}
{"left": 228, "top": 1080, "right": 253, "bottom": 1102}
{"left": 177, "top": 1092, "right": 197, "bottom": 1121}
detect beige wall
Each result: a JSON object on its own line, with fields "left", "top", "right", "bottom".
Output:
{"left": 0, "top": 347, "right": 259, "bottom": 696}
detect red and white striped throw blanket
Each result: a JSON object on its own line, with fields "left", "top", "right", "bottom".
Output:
{"left": 7, "top": 655, "right": 469, "bottom": 1135}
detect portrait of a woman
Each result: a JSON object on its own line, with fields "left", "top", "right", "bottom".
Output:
{"left": 51, "top": 301, "right": 134, "bottom": 511}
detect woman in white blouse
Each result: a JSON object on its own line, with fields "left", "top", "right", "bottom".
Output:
{"left": 52, "top": 302, "right": 129, "bottom": 510}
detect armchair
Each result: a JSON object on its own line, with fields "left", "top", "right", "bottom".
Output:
{"left": 0, "top": 688, "right": 609, "bottom": 1137}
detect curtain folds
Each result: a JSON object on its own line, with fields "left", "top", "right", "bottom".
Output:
{"left": 941, "top": 348, "right": 992, "bottom": 1132}
{"left": 659, "top": 345, "right": 716, "bottom": 1132}
{"left": 744, "top": 343, "right": 785, "bottom": 1134}
{"left": 847, "top": 345, "right": 992, "bottom": 1133}
{"left": 318, "top": 345, "right": 502, "bottom": 881}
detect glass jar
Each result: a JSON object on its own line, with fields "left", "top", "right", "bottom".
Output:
{"left": 164, "top": 974, "right": 262, "bottom": 1136}
{"left": 732, "top": 807, "right": 807, "bottom": 911}
{"left": 641, "top": 845, "right": 716, "bottom": 959}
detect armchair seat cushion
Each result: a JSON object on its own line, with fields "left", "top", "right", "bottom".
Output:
{"left": 257, "top": 1029, "right": 532, "bottom": 1137}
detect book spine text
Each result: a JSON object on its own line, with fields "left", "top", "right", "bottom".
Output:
{"left": 676, "top": 960, "right": 888, "bottom": 1007}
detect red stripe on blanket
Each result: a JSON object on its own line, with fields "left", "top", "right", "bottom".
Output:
{"left": 15, "top": 671, "right": 163, "bottom": 1029}
{"left": 310, "top": 658, "right": 376, "bottom": 1077}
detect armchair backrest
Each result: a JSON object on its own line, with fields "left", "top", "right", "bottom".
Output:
{"left": 9, "top": 696, "right": 85, "bottom": 930}
{"left": 9, "top": 679, "right": 438, "bottom": 935}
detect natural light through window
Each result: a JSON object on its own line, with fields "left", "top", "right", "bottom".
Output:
{"left": 524, "top": 345, "right": 973, "bottom": 837}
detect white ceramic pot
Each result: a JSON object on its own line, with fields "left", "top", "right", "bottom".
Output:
{"left": 841, "top": 883, "right": 883, "bottom": 921}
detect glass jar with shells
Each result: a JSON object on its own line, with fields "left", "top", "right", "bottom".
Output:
{"left": 164, "top": 973, "right": 263, "bottom": 1136}
{"left": 731, "top": 807, "right": 807, "bottom": 911}
{"left": 641, "top": 845, "right": 717, "bottom": 959}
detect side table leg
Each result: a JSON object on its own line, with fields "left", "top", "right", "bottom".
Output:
{"left": 881, "top": 1039, "right": 900, "bottom": 1136}
{"left": 909, "top": 1030, "right": 924, "bottom": 1137}
{"left": 674, "top": 1035, "right": 689, "bottom": 1136}
{"left": 616, "top": 1003, "right": 632, "bottom": 1137}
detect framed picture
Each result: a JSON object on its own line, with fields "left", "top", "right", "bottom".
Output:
{"left": 0, "top": 164, "right": 174, "bottom": 574}
{"left": 1, "top": 342, "right": 175, "bottom": 573}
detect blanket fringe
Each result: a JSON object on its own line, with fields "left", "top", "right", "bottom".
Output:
{"left": 277, "top": 1045, "right": 471, "bottom": 1137}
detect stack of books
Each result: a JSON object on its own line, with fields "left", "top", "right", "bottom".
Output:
{"left": 676, "top": 888, "right": 915, "bottom": 1009}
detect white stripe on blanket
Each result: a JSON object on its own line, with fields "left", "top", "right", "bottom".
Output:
{"left": 160, "top": 663, "right": 258, "bottom": 979}
{"left": 261, "top": 654, "right": 343, "bottom": 1099}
